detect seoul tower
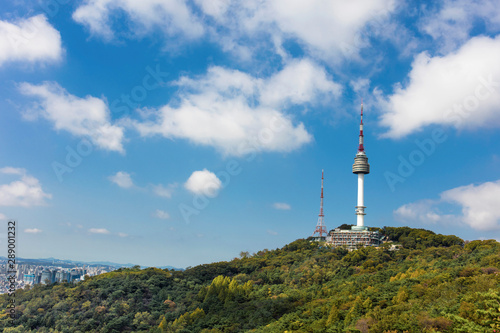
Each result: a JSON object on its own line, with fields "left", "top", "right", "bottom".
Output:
{"left": 352, "top": 101, "right": 370, "bottom": 230}
{"left": 312, "top": 170, "right": 327, "bottom": 241}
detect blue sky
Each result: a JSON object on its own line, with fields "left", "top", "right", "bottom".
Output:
{"left": 1, "top": 0, "right": 500, "bottom": 268}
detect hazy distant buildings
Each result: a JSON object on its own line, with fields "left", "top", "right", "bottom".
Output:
{"left": 70, "top": 268, "right": 82, "bottom": 282}
{"left": 0, "top": 261, "right": 114, "bottom": 293}
{"left": 23, "top": 274, "right": 35, "bottom": 285}
{"left": 55, "top": 270, "right": 68, "bottom": 283}
{"left": 41, "top": 269, "right": 52, "bottom": 284}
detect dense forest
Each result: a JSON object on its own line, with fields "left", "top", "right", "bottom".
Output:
{"left": 1, "top": 226, "right": 500, "bottom": 332}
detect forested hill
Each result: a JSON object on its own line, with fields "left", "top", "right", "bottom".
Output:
{"left": 1, "top": 227, "right": 500, "bottom": 333}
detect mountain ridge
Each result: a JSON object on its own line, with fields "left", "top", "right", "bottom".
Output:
{"left": 1, "top": 226, "right": 499, "bottom": 333}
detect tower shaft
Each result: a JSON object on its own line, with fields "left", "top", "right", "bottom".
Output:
{"left": 356, "top": 173, "right": 365, "bottom": 227}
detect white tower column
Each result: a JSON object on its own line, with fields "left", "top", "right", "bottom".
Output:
{"left": 356, "top": 173, "right": 365, "bottom": 227}
{"left": 357, "top": 173, "right": 364, "bottom": 207}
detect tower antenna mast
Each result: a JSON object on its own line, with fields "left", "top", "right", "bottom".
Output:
{"left": 312, "top": 170, "right": 327, "bottom": 240}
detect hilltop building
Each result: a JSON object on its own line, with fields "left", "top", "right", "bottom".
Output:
{"left": 327, "top": 227, "right": 382, "bottom": 248}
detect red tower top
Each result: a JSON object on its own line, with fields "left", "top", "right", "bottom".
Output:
{"left": 358, "top": 100, "right": 365, "bottom": 153}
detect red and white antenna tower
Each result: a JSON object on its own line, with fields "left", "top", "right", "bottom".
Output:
{"left": 358, "top": 98, "right": 365, "bottom": 153}
{"left": 312, "top": 170, "right": 327, "bottom": 240}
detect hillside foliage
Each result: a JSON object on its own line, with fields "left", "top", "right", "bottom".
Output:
{"left": 1, "top": 227, "right": 500, "bottom": 332}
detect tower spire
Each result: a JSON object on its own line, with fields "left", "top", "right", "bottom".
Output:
{"left": 358, "top": 99, "right": 365, "bottom": 153}
{"left": 312, "top": 170, "right": 327, "bottom": 241}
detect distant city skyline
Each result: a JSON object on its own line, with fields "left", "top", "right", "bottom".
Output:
{"left": 0, "top": 260, "right": 111, "bottom": 294}
{"left": 1, "top": 0, "right": 500, "bottom": 267}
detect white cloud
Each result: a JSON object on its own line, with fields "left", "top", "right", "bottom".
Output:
{"left": 0, "top": 15, "right": 63, "bottom": 66}
{"left": 420, "top": 0, "right": 500, "bottom": 53}
{"left": 196, "top": 0, "right": 396, "bottom": 62}
{"left": 273, "top": 202, "right": 291, "bottom": 210}
{"left": 0, "top": 213, "right": 6, "bottom": 220}
{"left": 0, "top": 167, "right": 25, "bottom": 175}
{"left": 394, "top": 200, "right": 450, "bottom": 225}
{"left": 350, "top": 78, "right": 371, "bottom": 94}
{"left": 74, "top": 0, "right": 396, "bottom": 62}
{"left": 195, "top": 0, "right": 230, "bottom": 18}
{"left": 24, "top": 228, "right": 42, "bottom": 234}
{"left": 89, "top": 228, "right": 110, "bottom": 234}
{"left": 184, "top": 169, "right": 222, "bottom": 197}
{"left": 118, "top": 232, "right": 128, "bottom": 237}
{"left": 260, "top": 60, "right": 342, "bottom": 107}
{"left": 0, "top": 167, "right": 51, "bottom": 207}
{"left": 266, "top": 0, "right": 395, "bottom": 61}
{"left": 19, "top": 81, "right": 125, "bottom": 153}
{"left": 153, "top": 209, "right": 170, "bottom": 220}
{"left": 108, "top": 171, "right": 133, "bottom": 188}
{"left": 152, "top": 183, "right": 177, "bottom": 198}
{"left": 441, "top": 180, "right": 500, "bottom": 231}
{"left": 73, "top": 0, "right": 204, "bottom": 41}
{"left": 267, "top": 229, "right": 278, "bottom": 235}
{"left": 131, "top": 59, "right": 338, "bottom": 155}
{"left": 380, "top": 35, "right": 500, "bottom": 138}
{"left": 394, "top": 179, "right": 500, "bottom": 231}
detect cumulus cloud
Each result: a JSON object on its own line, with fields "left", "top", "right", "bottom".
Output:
{"left": 89, "top": 228, "right": 110, "bottom": 234}
{"left": 0, "top": 15, "right": 63, "bottom": 66}
{"left": 19, "top": 81, "right": 125, "bottom": 153}
{"left": 108, "top": 171, "right": 133, "bottom": 188}
{"left": 0, "top": 213, "right": 6, "bottom": 220}
{"left": 441, "top": 180, "right": 500, "bottom": 231}
{"left": 0, "top": 167, "right": 25, "bottom": 175}
{"left": 195, "top": 0, "right": 396, "bottom": 62}
{"left": 131, "top": 59, "right": 339, "bottom": 155}
{"left": 153, "top": 209, "right": 170, "bottom": 220}
{"left": 259, "top": 60, "right": 342, "bottom": 107}
{"left": 152, "top": 183, "right": 177, "bottom": 198}
{"left": 0, "top": 167, "right": 51, "bottom": 207}
{"left": 73, "top": 0, "right": 396, "bottom": 62}
{"left": 394, "top": 200, "right": 451, "bottom": 225}
{"left": 420, "top": 0, "right": 500, "bottom": 53}
{"left": 73, "top": 0, "right": 204, "bottom": 41}
{"left": 184, "top": 169, "right": 222, "bottom": 197}
{"left": 380, "top": 35, "right": 500, "bottom": 138}
{"left": 25, "top": 228, "right": 42, "bottom": 234}
{"left": 118, "top": 232, "right": 128, "bottom": 237}
{"left": 273, "top": 202, "right": 291, "bottom": 210}
{"left": 394, "top": 179, "right": 500, "bottom": 231}
{"left": 351, "top": 78, "right": 371, "bottom": 95}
